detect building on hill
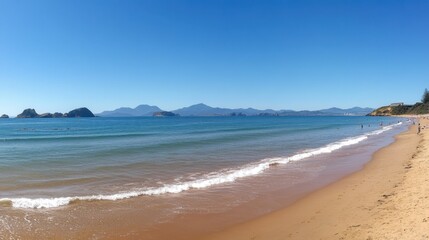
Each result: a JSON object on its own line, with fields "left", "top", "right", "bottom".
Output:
{"left": 390, "top": 102, "right": 404, "bottom": 107}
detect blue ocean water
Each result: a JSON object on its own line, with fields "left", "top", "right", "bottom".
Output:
{"left": 0, "top": 116, "right": 407, "bottom": 208}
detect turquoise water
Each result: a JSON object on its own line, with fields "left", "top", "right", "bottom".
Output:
{"left": 0, "top": 116, "right": 407, "bottom": 209}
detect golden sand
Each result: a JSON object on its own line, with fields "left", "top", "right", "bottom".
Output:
{"left": 204, "top": 118, "right": 428, "bottom": 239}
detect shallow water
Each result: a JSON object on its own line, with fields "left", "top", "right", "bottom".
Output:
{"left": 0, "top": 116, "right": 409, "bottom": 238}
{"left": 0, "top": 116, "right": 405, "bottom": 207}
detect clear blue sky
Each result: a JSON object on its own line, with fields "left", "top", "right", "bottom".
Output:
{"left": 1, "top": 0, "right": 428, "bottom": 115}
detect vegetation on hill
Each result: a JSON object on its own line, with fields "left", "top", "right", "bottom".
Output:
{"left": 422, "top": 88, "right": 429, "bottom": 104}
{"left": 368, "top": 89, "right": 429, "bottom": 116}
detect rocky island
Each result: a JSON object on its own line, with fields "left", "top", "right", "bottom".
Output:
{"left": 1, "top": 114, "right": 9, "bottom": 118}
{"left": 17, "top": 109, "right": 39, "bottom": 118}
{"left": 66, "top": 108, "right": 96, "bottom": 118}
{"left": 152, "top": 111, "right": 178, "bottom": 117}
{"left": 16, "top": 107, "right": 95, "bottom": 118}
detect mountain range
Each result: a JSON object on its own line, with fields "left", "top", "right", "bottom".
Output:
{"left": 97, "top": 104, "right": 373, "bottom": 117}
{"left": 97, "top": 105, "right": 162, "bottom": 117}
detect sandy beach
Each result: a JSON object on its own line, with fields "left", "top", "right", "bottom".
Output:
{"left": 2, "top": 1, "right": 428, "bottom": 239}
{"left": 1, "top": 117, "right": 408, "bottom": 240}
{"left": 204, "top": 117, "right": 428, "bottom": 240}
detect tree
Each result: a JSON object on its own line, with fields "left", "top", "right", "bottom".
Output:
{"left": 422, "top": 88, "right": 429, "bottom": 104}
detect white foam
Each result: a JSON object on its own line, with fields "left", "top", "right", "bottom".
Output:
{"left": 0, "top": 122, "right": 404, "bottom": 209}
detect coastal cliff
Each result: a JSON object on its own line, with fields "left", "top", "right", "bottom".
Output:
{"left": 368, "top": 103, "right": 429, "bottom": 116}
{"left": 369, "top": 89, "right": 429, "bottom": 116}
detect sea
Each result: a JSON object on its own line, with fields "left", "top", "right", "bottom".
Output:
{"left": 0, "top": 116, "right": 409, "bottom": 238}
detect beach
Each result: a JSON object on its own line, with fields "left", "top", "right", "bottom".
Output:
{"left": 204, "top": 117, "right": 428, "bottom": 240}
{"left": 0, "top": 116, "right": 410, "bottom": 239}
{"left": 2, "top": 0, "right": 428, "bottom": 238}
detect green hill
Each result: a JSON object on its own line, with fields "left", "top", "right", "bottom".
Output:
{"left": 368, "top": 103, "right": 429, "bottom": 116}
{"left": 368, "top": 88, "right": 429, "bottom": 116}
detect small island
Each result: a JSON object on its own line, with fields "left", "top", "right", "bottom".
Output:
{"left": 230, "top": 112, "right": 247, "bottom": 116}
{"left": 17, "top": 109, "right": 39, "bottom": 118}
{"left": 1, "top": 114, "right": 9, "bottom": 118}
{"left": 152, "top": 111, "right": 178, "bottom": 117}
{"left": 66, "top": 108, "right": 96, "bottom": 118}
{"left": 16, "top": 107, "right": 95, "bottom": 118}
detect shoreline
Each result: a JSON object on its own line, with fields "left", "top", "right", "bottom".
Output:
{"left": 203, "top": 118, "right": 423, "bottom": 239}
{"left": 0, "top": 118, "right": 417, "bottom": 239}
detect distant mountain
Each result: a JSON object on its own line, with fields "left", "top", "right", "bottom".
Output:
{"left": 173, "top": 104, "right": 372, "bottom": 116}
{"left": 172, "top": 103, "right": 278, "bottom": 116}
{"left": 319, "top": 107, "right": 374, "bottom": 116}
{"left": 97, "top": 103, "right": 373, "bottom": 117}
{"left": 97, "top": 104, "right": 163, "bottom": 117}
{"left": 172, "top": 103, "right": 230, "bottom": 116}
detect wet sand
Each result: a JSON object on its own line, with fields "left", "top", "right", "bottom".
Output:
{"left": 203, "top": 118, "right": 426, "bottom": 240}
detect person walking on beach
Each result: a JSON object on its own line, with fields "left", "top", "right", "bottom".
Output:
{"left": 418, "top": 123, "right": 421, "bottom": 134}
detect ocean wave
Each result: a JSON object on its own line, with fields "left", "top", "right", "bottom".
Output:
{"left": 0, "top": 122, "right": 403, "bottom": 209}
